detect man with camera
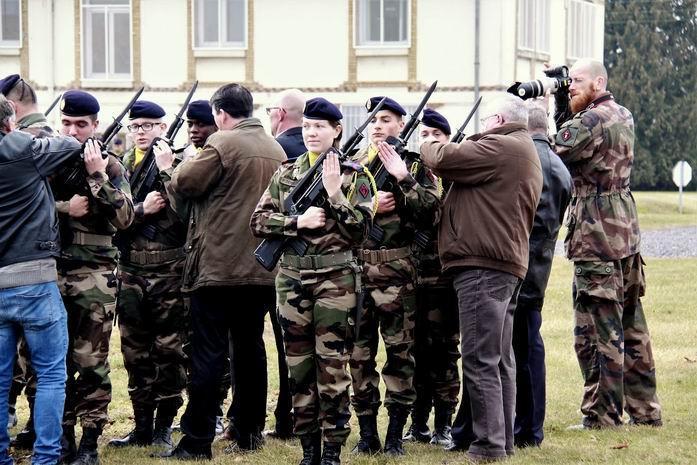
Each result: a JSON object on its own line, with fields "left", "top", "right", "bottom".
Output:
{"left": 552, "top": 59, "right": 662, "bottom": 429}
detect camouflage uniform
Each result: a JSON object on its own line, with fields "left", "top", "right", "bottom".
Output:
{"left": 116, "top": 148, "right": 188, "bottom": 420}
{"left": 348, "top": 146, "right": 439, "bottom": 419}
{"left": 251, "top": 152, "right": 375, "bottom": 444}
{"left": 411, "top": 182, "right": 460, "bottom": 431}
{"left": 51, "top": 154, "right": 135, "bottom": 429}
{"left": 555, "top": 92, "right": 662, "bottom": 427}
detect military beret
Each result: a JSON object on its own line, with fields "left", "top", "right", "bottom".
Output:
{"left": 129, "top": 100, "right": 166, "bottom": 119}
{"left": 0, "top": 74, "right": 21, "bottom": 96}
{"left": 422, "top": 108, "right": 451, "bottom": 136}
{"left": 304, "top": 97, "right": 343, "bottom": 121}
{"left": 186, "top": 100, "right": 215, "bottom": 125}
{"left": 366, "top": 96, "right": 406, "bottom": 117}
{"left": 61, "top": 90, "right": 100, "bottom": 117}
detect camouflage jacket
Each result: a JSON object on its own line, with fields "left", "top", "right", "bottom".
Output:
{"left": 53, "top": 155, "right": 135, "bottom": 267}
{"left": 119, "top": 147, "right": 187, "bottom": 267}
{"left": 17, "top": 112, "right": 54, "bottom": 138}
{"left": 251, "top": 151, "right": 375, "bottom": 257}
{"left": 351, "top": 145, "right": 440, "bottom": 250}
{"left": 555, "top": 92, "right": 640, "bottom": 261}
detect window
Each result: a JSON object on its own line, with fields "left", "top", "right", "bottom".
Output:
{"left": 356, "top": 0, "right": 409, "bottom": 47}
{"left": 82, "top": 0, "right": 131, "bottom": 80}
{"left": 194, "top": 0, "right": 246, "bottom": 49}
{"left": 0, "top": 0, "right": 20, "bottom": 47}
{"left": 517, "top": 0, "right": 550, "bottom": 54}
{"left": 567, "top": 0, "right": 597, "bottom": 60}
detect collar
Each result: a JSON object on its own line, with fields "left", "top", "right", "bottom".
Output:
{"left": 277, "top": 126, "right": 302, "bottom": 138}
{"left": 17, "top": 112, "right": 48, "bottom": 129}
{"left": 586, "top": 92, "right": 614, "bottom": 110}
{"left": 468, "top": 122, "right": 527, "bottom": 141}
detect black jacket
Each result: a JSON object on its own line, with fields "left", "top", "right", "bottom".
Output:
{"left": 275, "top": 126, "right": 306, "bottom": 161}
{"left": 0, "top": 130, "right": 81, "bottom": 267}
{"left": 518, "top": 134, "right": 572, "bottom": 308}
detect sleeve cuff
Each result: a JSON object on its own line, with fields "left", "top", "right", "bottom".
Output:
{"left": 398, "top": 174, "right": 418, "bottom": 192}
{"left": 135, "top": 203, "right": 145, "bottom": 219}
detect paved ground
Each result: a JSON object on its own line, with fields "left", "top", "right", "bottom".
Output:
{"left": 555, "top": 226, "right": 697, "bottom": 258}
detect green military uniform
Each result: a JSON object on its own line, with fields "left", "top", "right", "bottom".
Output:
{"left": 116, "top": 147, "right": 188, "bottom": 428}
{"left": 251, "top": 152, "right": 375, "bottom": 445}
{"left": 52, "top": 154, "right": 135, "bottom": 430}
{"left": 555, "top": 92, "right": 662, "bottom": 427}
{"left": 410, "top": 178, "right": 460, "bottom": 439}
{"left": 348, "top": 145, "right": 439, "bottom": 420}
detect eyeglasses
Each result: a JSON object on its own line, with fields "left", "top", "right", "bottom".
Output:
{"left": 126, "top": 122, "right": 160, "bottom": 133}
{"left": 265, "top": 106, "right": 285, "bottom": 115}
{"left": 479, "top": 114, "right": 499, "bottom": 126}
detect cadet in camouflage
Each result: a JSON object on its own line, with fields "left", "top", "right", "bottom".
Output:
{"left": 53, "top": 90, "right": 135, "bottom": 465}
{"left": 348, "top": 97, "right": 440, "bottom": 456}
{"left": 404, "top": 110, "right": 460, "bottom": 446}
{"left": 110, "top": 101, "right": 188, "bottom": 451}
{"left": 554, "top": 59, "right": 662, "bottom": 429}
{"left": 251, "top": 97, "right": 375, "bottom": 465}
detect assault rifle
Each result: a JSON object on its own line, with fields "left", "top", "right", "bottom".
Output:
{"left": 253, "top": 97, "right": 387, "bottom": 272}
{"left": 366, "top": 80, "right": 438, "bottom": 244}
{"left": 450, "top": 96, "right": 482, "bottom": 143}
{"left": 55, "top": 87, "right": 144, "bottom": 195}
{"left": 44, "top": 94, "right": 63, "bottom": 117}
{"left": 129, "top": 81, "right": 198, "bottom": 205}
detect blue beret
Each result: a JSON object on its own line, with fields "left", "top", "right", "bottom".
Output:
{"left": 61, "top": 90, "right": 100, "bottom": 117}
{"left": 303, "top": 97, "right": 343, "bottom": 121}
{"left": 129, "top": 100, "right": 166, "bottom": 119}
{"left": 422, "top": 108, "right": 451, "bottom": 136}
{"left": 186, "top": 100, "right": 215, "bottom": 125}
{"left": 366, "top": 96, "right": 405, "bottom": 116}
{"left": 0, "top": 74, "right": 20, "bottom": 96}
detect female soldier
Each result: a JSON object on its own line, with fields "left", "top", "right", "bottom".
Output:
{"left": 251, "top": 97, "right": 375, "bottom": 465}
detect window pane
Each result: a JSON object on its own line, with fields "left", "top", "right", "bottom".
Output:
{"left": 203, "top": 0, "right": 218, "bottom": 44}
{"left": 357, "top": 0, "right": 381, "bottom": 44}
{"left": 225, "top": 0, "right": 244, "bottom": 44}
{"left": 384, "top": 0, "right": 406, "bottom": 42}
{"left": 1, "top": 0, "right": 20, "bottom": 41}
{"left": 111, "top": 11, "right": 130, "bottom": 74}
{"left": 84, "top": 0, "right": 129, "bottom": 5}
{"left": 88, "top": 10, "right": 106, "bottom": 75}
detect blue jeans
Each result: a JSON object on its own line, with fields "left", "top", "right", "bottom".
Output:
{"left": 0, "top": 282, "right": 68, "bottom": 465}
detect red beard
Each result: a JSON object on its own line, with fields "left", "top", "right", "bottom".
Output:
{"left": 570, "top": 88, "right": 595, "bottom": 114}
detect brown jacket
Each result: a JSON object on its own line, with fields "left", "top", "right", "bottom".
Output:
{"left": 420, "top": 122, "right": 542, "bottom": 279}
{"left": 170, "top": 118, "right": 286, "bottom": 291}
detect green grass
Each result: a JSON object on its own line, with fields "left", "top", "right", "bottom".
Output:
{"left": 10, "top": 259, "right": 697, "bottom": 465}
{"left": 632, "top": 191, "right": 697, "bottom": 230}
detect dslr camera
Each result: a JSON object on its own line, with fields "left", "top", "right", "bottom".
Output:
{"left": 507, "top": 66, "right": 571, "bottom": 100}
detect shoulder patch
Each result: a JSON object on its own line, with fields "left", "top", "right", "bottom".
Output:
{"left": 556, "top": 127, "right": 579, "bottom": 147}
{"left": 358, "top": 183, "right": 370, "bottom": 199}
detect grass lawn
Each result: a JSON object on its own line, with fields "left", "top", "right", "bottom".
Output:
{"left": 632, "top": 191, "right": 697, "bottom": 230}
{"left": 10, "top": 257, "right": 697, "bottom": 464}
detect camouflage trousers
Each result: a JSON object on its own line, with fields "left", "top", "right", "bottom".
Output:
{"left": 58, "top": 263, "right": 118, "bottom": 429}
{"left": 412, "top": 282, "right": 461, "bottom": 421}
{"left": 572, "top": 253, "right": 662, "bottom": 427}
{"left": 349, "top": 257, "right": 417, "bottom": 417}
{"left": 276, "top": 264, "right": 355, "bottom": 444}
{"left": 116, "top": 261, "right": 188, "bottom": 412}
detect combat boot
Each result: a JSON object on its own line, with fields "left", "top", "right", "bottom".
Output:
{"left": 107, "top": 407, "right": 154, "bottom": 448}
{"left": 59, "top": 425, "right": 77, "bottom": 464}
{"left": 383, "top": 409, "right": 408, "bottom": 456}
{"left": 351, "top": 415, "right": 381, "bottom": 454}
{"left": 69, "top": 426, "right": 101, "bottom": 465}
{"left": 152, "top": 404, "right": 176, "bottom": 450}
{"left": 298, "top": 432, "right": 321, "bottom": 465}
{"left": 430, "top": 408, "right": 453, "bottom": 446}
{"left": 11, "top": 414, "right": 35, "bottom": 449}
{"left": 320, "top": 442, "right": 341, "bottom": 465}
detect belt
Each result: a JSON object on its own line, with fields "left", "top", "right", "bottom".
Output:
{"left": 72, "top": 231, "right": 113, "bottom": 247}
{"left": 573, "top": 185, "right": 629, "bottom": 198}
{"left": 281, "top": 250, "right": 354, "bottom": 270}
{"left": 358, "top": 246, "right": 411, "bottom": 265}
{"left": 124, "top": 248, "right": 184, "bottom": 265}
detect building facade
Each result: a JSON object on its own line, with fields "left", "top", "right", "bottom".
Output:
{"left": 0, "top": 0, "right": 605, "bottom": 146}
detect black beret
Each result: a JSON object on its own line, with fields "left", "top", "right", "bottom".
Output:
{"left": 0, "top": 74, "right": 20, "bottom": 96}
{"left": 61, "top": 90, "right": 100, "bottom": 117}
{"left": 366, "top": 96, "right": 406, "bottom": 116}
{"left": 304, "top": 97, "right": 343, "bottom": 121}
{"left": 422, "top": 108, "right": 451, "bottom": 136}
{"left": 186, "top": 100, "right": 215, "bottom": 125}
{"left": 129, "top": 100, "right": 166, "bottom": 119}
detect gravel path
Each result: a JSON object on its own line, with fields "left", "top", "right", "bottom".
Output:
{"left": 555, "top": 226, "right": 697, "bottom": 258}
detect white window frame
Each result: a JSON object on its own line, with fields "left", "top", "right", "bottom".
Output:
{"left": 517, "top": 0, "right": 550, "bottom": 55}
{"left": 567, "top": 0, "right": 598, "bottom": 60}
{"left": 80, "top": 0, "right": 133, "bottom": 81}
{"left": 354, "top": 0, "right": 411, "bottom": 49}
{"left": 0, "top": 0, "right": 22, "bottom": 48}
{"left": 192, "top": 0, "right": 247, "bottom": 51}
